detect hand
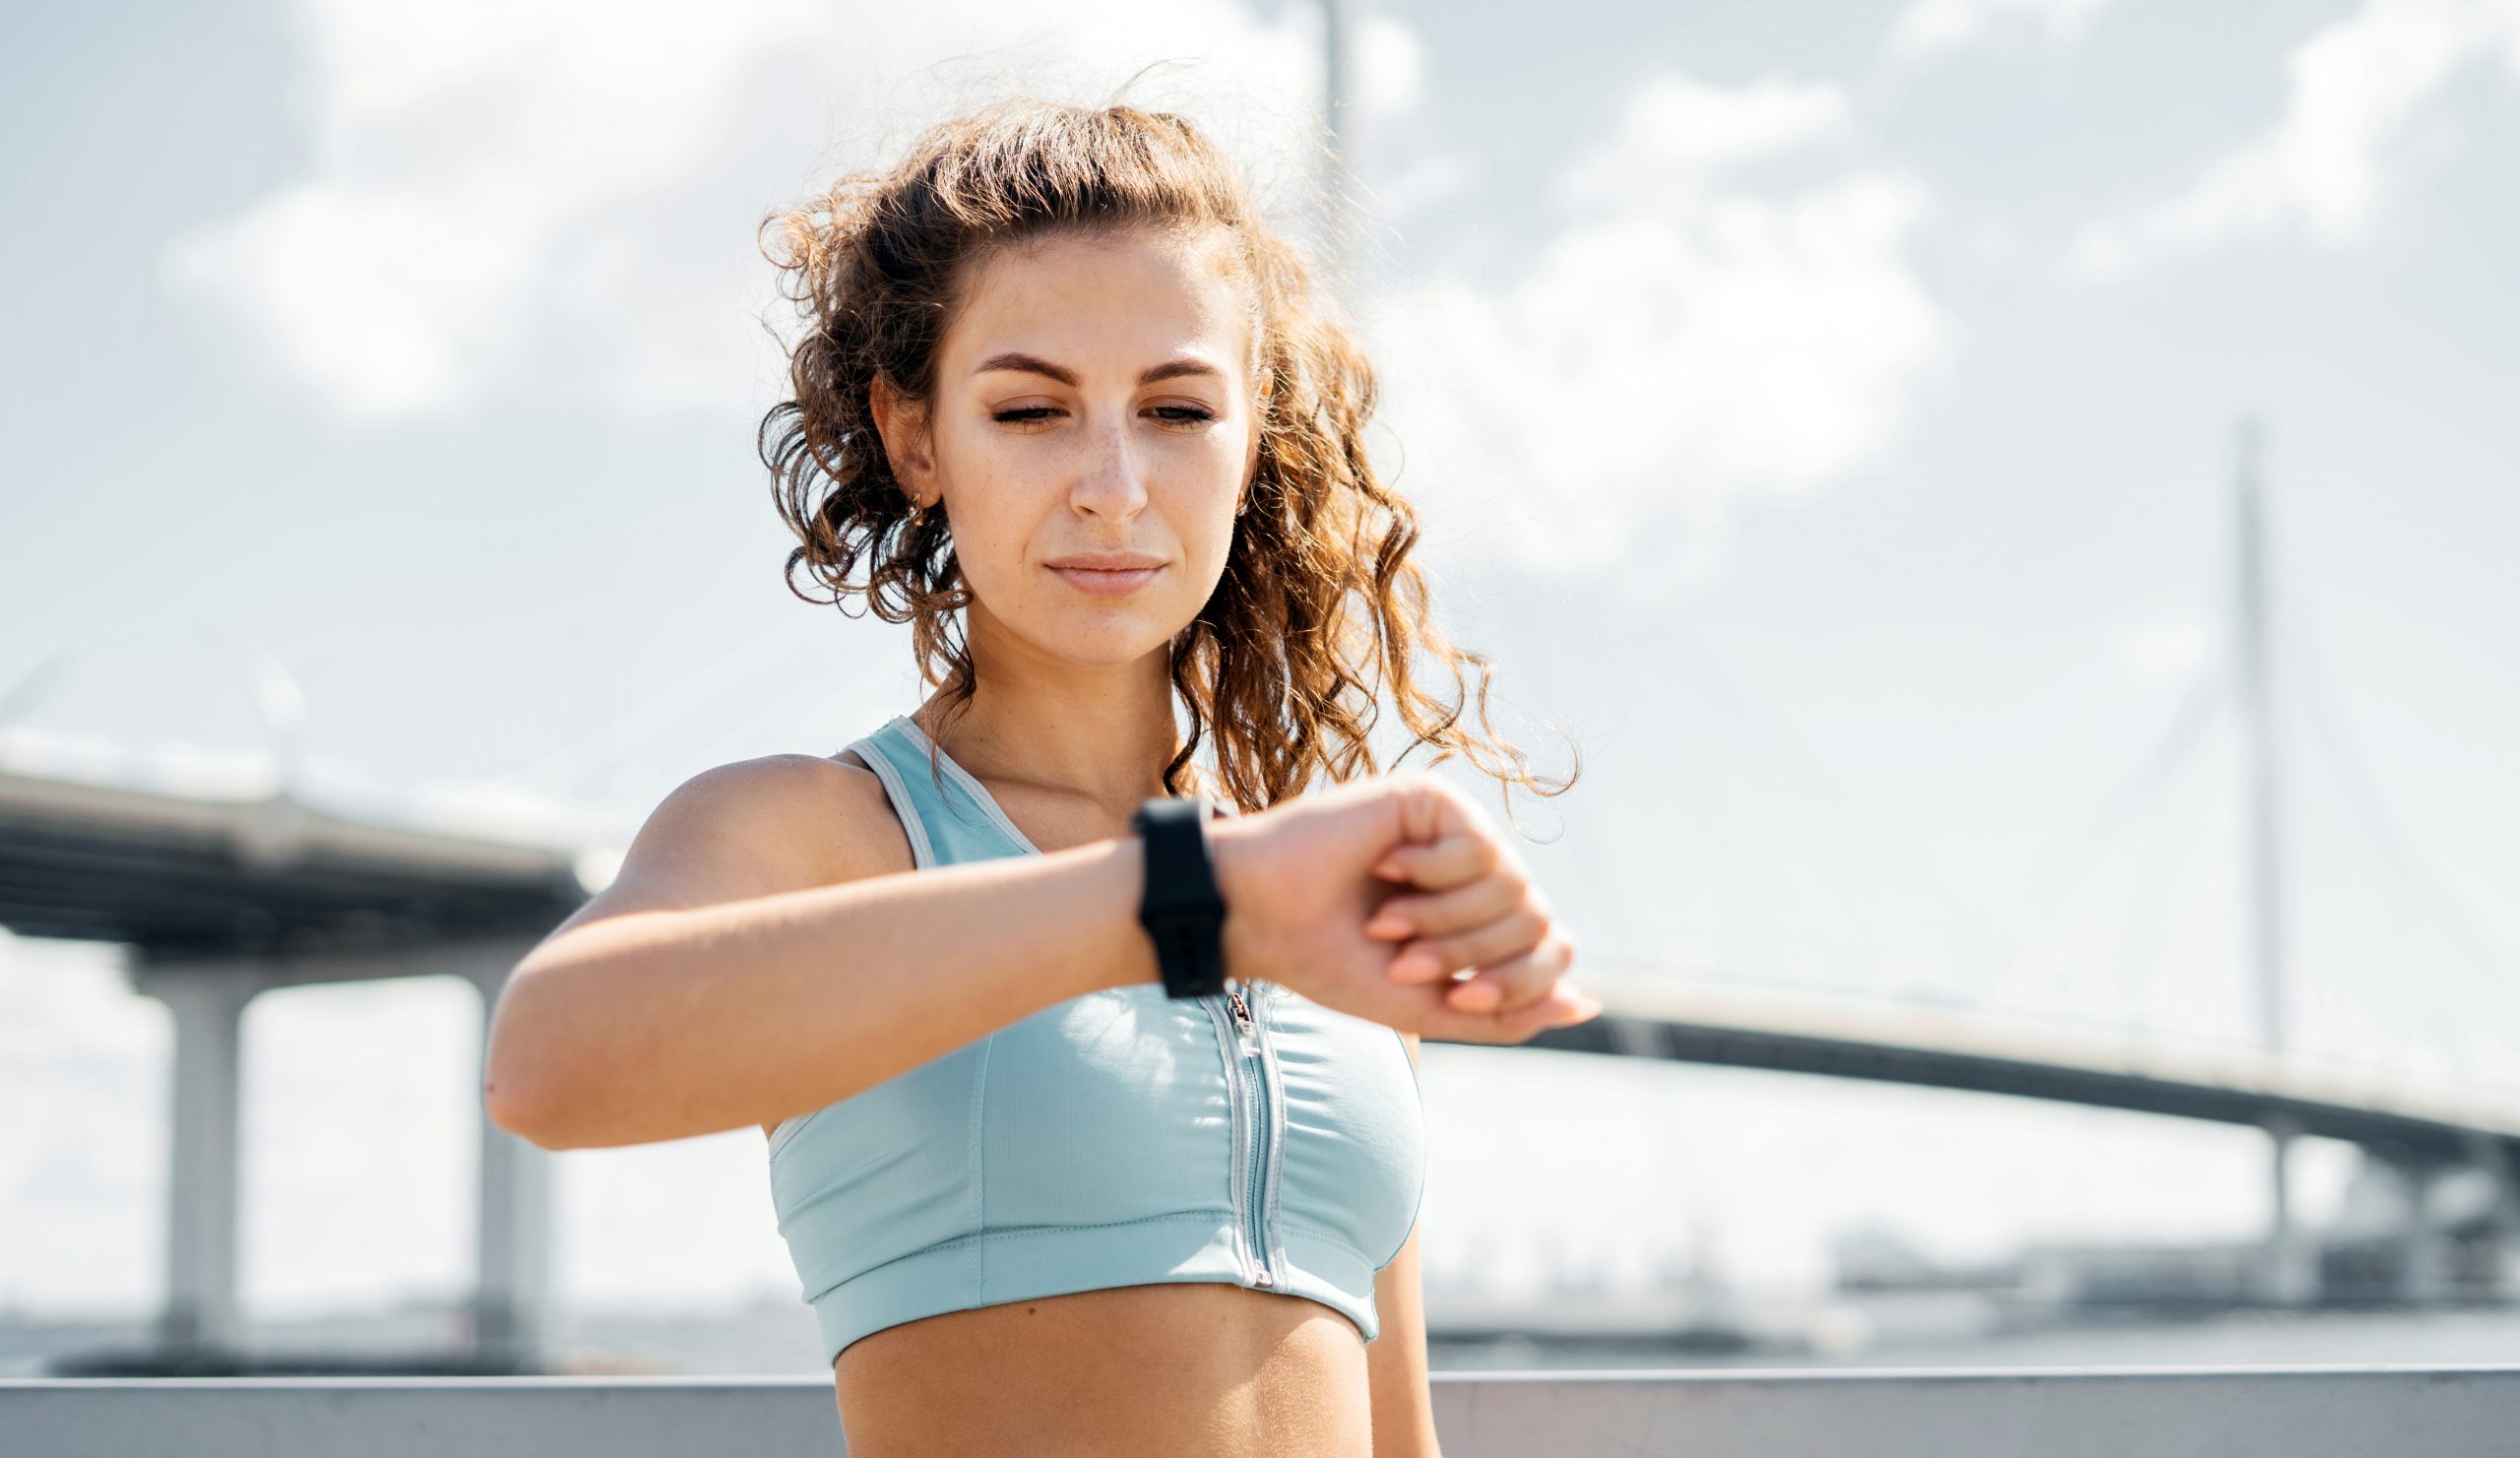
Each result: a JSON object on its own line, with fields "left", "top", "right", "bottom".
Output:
{"left": 1207, "top": 771, "right": 1600, "bottom": 1045}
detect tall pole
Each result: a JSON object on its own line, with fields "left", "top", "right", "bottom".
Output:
{"left": 2236, "top": 415, "right": 2314, "bottom": 1306}
{"left": 1321, "top": 0, "right": 1349, "bottom": 156}
{"left": 1316, "top": 0, "right": 1357, "bottom": 311}
{"left": 2235, "top": 414, "right": 2288, "bottom": 1062}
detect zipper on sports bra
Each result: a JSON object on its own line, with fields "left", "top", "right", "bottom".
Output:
{"left": 1228, "top": 984, "right": 1257, "bottom": 1055}
{"left": 1225, "top": 981, "right": 1276, "bottom": 1289}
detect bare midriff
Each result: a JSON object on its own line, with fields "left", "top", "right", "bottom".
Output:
{"left": 827, "top": 1280, "right": 1375, "bottom": 1458}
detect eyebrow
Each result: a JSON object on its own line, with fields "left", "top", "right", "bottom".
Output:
{"left": 972, "top": 351, "right": 1226, "bottom": 388}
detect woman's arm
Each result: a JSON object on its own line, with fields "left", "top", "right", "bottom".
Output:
{"left": 1368, "top": 1032, "right": 1444, "bottom": 1458}
{"left": 480, "top": 755, "right": 1160, "bottom": 1150}
{"left": 484, "top": 753, "right": 1589, "bottom": 1152}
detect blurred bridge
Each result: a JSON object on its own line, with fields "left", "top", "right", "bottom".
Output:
{"left": 1527, "top": 962, "right": 2520, "bottom": 1307}
{"left": 0, "top": 756, "right": 569, "bottom": 1374}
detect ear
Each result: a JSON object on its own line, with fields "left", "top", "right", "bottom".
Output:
{"left": 868, "top": 375, "right": 935, "bottom": 498}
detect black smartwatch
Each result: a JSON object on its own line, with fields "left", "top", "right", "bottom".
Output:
{"left": 1131, "top": 795, "right": 1228, "bottom": 999}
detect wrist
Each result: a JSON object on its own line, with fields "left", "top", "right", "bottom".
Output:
{"left": 1205, "top": 814, "right": 1268, "bottom": 984}
{"left": 1075, "top": 834, "right": 1162, "bottom": 995}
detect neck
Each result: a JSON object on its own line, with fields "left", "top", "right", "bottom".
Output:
{"left": 912, "top": 611, "right": 1192, "bottom": 817}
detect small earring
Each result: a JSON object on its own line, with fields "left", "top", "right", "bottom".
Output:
{"left": 908, "top": 496, "right": 927, "bottom": 527}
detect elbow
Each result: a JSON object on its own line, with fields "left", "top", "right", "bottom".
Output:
{"left": 481, "top": 1064, "right": 571, "bottom": 1150}
{"left": 479, "top": 964, "right": 583, "bottom": 1151}
{"left": 482, "top": 1090, "right": 552, "bottom": 1150}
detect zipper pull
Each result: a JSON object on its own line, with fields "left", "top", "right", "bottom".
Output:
{"left": 1227, "top": 984, "right": 1256, "bottom": 1054}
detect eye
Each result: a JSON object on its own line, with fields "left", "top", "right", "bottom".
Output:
{"left": 1149, "top": 405, "right": 1217, "bottom": 428}
{"left": 992, "top": 406, "right": 1062, "bottom": 429}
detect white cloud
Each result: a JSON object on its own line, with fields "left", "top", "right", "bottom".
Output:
{"left": 1560, "top": 71, "right": 1851, "bottom": 194}
{"left": 168, "top": 9, "right": 1949, "bottom": 596}
{"left": 1366, "top": 71, "right": 1951, "bottom": 588}
{"left": 1882, "top": 0, "right": 2118, "bottom": 61}
{"left": 164, "top": 0, "right": 1393, "bottom": 421}
{"left": 2068, "top": 0, "right": 2520, "bottom": 279}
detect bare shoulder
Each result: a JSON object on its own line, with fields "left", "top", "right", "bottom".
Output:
{"left": 510, "top": 750, "right": 916, "bottom": 1148}
{"left": 545, "top": 750, "right": 914, "bottom": 941}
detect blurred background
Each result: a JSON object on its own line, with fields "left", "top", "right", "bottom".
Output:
{"left": 5, "top": 0, "right": 2518, "bottom": 1377}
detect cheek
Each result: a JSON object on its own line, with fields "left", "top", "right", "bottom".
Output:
{"left": 945, "top": 506, "right": 1028, "bottom": 598}
{"left": 1159, "top": 423, "right": 1250, "bottom": 495}
{"left": 1177, "top": 480, "right": 1245, "bottom": 584}
{"left": 927, "top": 467, "right": 1026, "bottom": 593}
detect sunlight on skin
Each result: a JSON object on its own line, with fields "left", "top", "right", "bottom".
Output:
{"left": 871, "top": 226, "right": 1266, "bottom": 694}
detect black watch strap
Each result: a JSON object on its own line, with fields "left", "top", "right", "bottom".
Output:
{"left": 1131, "top": 795, "right": 1228, "bottom": 999}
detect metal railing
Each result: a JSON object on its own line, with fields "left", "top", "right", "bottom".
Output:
{"left": 8, "top": 1365, "right": 2519, "bottom": 1456}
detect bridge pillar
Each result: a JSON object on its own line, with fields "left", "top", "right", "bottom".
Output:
{"left": 2383, "top": 1155, "right": 2459, "bottom": 1306}
{"left": 2258, "top": 1111, "right": 2320, "bottom": 1307}
{"left": 2462, "top": 1130, "right": 2520, "bottom": 1300}
{"left": 128, "top": 962, "right": 265, "bottom": 1356}
{"left": 467, "top": 964, "right": 554, "bottom": 1368}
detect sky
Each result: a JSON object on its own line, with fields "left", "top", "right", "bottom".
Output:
{"left": 4, "top": 0, "right": 2518, "bottom": 1338}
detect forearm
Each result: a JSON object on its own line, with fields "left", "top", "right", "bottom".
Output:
{"left": 484, "top": 835, "right": 1158, "bottom": 1149}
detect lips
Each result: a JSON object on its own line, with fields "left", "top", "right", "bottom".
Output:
{"left": 1047, "top": 557, "right": 1164, "bottom": 596}
{"left": 1048, "top": 551, "right": 1166, "bottom": 571}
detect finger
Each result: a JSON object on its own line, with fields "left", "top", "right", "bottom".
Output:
{"left": 1362, "top": 872, "right": 1529, "bottom": 942}
{"left": 1497, "top": 982, "right": 1606, "bottom": 1040}
{"left": 1384, "top": 905, "right": 1549, "bottom": 986}
{"left": 1373, "top": 829, "right": 1501, "bottom": 894}
{"left": 1441, "top": 927, "right": 1579, "bottom": 1015}
{"left": 1416, "top": 980, "right": 1603, "bottom": 1046}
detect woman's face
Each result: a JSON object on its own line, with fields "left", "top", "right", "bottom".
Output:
{"left": 874, "top": 224, "right": 1265, "bottom": 673}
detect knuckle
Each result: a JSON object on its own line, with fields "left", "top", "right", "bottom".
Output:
{"left": 1408, "top": 769, "right": 1463, "bottom": 809}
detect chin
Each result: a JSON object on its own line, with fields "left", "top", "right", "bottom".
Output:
{"left": 1040, "top": 614, "right": 1184, "bottom": 666}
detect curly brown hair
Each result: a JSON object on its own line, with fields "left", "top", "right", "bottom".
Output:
{"left": 757, "top": 95, "right": 1576, "bottom": 825}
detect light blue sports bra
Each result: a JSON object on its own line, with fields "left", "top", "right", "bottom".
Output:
{"left": 766, "top": 714, "right": 1427, "bottom": 1367}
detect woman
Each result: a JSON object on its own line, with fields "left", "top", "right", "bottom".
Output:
{"left": 482, "top": 97, "right": 1601, "bottom": 1457}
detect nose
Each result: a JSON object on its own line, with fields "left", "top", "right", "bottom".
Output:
{"left": 1070, "top": 414, "right": 1149, "bottom": 522}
